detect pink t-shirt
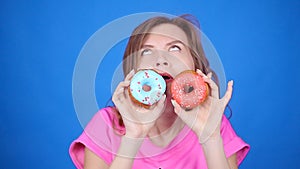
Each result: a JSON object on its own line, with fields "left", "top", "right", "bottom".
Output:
{"left": 69, "top": 107, "right": 250, "bottom": 169}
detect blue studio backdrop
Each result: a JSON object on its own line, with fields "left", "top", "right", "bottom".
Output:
{"left": 1, "top": 0, "right": 299, "bottom": 168}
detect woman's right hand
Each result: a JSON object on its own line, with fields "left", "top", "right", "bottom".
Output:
{"left": 112, "top": 69, "right": 166, "bottom": 138}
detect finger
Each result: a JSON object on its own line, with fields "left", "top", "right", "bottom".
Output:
{"left": 114, "top": 81, "right": 130, "bottom": 95}
{"left": 207, "top": 72, "right": 212, "bottom": 79}
{"left": 120, "top": 81, "right": 131, "bottom": 88}
{"left": 222, "top": 80, "right": 233, "bottom": 105}
{"left": 155, "top": 94, "right": 166, "bottom": 110}
{"left": 171, "top": 99, "right": 199, "bottom": 127}
{"left": 125, "top": 69, "right": 135, "bottom": 81}
{"left": 122, "top": 70, "right": 135, "bottom": 99}
{"left": 112, "top": 81, "right": 130, "bottom": 103}
{"left": 152, "top": 94, "right": 166, "bottom": 117}
{"left": 171, "top": 99, "right": 184, "bottom": 115}
{"left": 196, "top": 70, "right": 218, "bottom": 97}
{"left": 196, "top": 69, "right": 208, "bottom": 78}
{"left": 203, "top": 76, "right": 219, "bottom": 98}
{"left": 132, "top": 95, "right": 166, "bottom": 124}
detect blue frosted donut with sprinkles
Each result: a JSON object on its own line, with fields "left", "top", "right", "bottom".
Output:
{"left": 128, "top": 69, "right": 166, "bottom": 108}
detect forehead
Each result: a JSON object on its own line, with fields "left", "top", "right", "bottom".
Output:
{"left": 146, "top": 23, "right": 189, "bottom": 45}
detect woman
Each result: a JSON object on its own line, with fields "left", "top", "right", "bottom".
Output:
{"left": 70, "top": 14, "right": 250, "bottom": 169}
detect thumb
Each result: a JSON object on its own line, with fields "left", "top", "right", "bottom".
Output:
{"left": 222, "top": 80, "right": 233, "bottom": 105}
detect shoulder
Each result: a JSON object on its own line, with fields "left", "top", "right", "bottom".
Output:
{"left": 86, "top": 107, "right": 117, "bottom": 128}
{"left": 84, "top": 107, "right": 125, "bottom": 136}
{"left": 69, "top": 107, "right": 121, "bottom": 168}
{"left": 93, "top": 107, "right": 116, "bottom": 122}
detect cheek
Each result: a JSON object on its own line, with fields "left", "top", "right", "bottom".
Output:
{"left": 176, "top": 54, "right": 195, "bottom": 70}
{"left": 187, "top": 56, "right": 195, "bottom": 69}
{"left": 137, "top": 57, "right": 154, "bottom": 69}
{"left": 186, "top": 52, "right": 195, "bottom": 69}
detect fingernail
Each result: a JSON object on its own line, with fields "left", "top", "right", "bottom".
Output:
{"left": 171, "top": 99, "right": 177, "bottom": 106}
{"left": 171, "top": 99, "right": 175, "bottom": 104}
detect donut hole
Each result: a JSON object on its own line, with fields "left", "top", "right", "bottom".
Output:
{"left": 183, "top": 85, "right": 194, "bottom": 93}
{"left": 142, "top": 84, "right": 152, "bottom": 92}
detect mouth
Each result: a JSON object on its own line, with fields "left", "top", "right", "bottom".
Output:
{"left": 159, "top": 72, "right": 174, "bottom": 83}
{"left": 156, "top": 72, "right": 173, "bottom": 97}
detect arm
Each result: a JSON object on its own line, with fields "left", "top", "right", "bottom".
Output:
{"left": 200, "top": 71, "right": 238, "bottom": 169}
{"left": 84, "top": 70, "right": 166, "bottom": 169}
{"left": 202, "top": 135, "right": 238, "bottom": 169}
{"left": 84, "top": 147, "right": 108, "bottom": 169}
{"left": 228, "top": 154, "right": 238, "bottom": 169}
{"left": 199, "top": 72, "right": 237, "bottom": 169}
{"left": 172, "top": 70, "right": 236, "bottom": 169}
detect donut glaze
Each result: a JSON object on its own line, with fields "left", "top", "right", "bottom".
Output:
{"left": 129, "top": 69, "right": 166, "bottom": 108}
{"left": 171, "top": 70, "right": 209, "bottom": 109}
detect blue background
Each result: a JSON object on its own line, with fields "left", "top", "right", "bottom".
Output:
{"left": 1, "top": 0, "right": 299, "bottom": 168}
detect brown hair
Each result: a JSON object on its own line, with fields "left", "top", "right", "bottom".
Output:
{"left": 113, "top": 14, "right": 219, "bottom": 130}
{"left": 122, "top": 14, "right": 219, "bottom": 86}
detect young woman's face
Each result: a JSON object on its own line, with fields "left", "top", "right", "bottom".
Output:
{"left": 136, "top": 23, "right": 195, "bottom": 79}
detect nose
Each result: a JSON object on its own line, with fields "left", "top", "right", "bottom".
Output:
{"left": 156, "top": 62, "right": 168, "bottom": 66}
{"left": 155, "top": 51, "right": 169, "bottom": 67}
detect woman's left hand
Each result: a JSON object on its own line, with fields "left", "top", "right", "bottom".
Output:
{"left": 171, "top": 69, "right": 233, "bottom": 144}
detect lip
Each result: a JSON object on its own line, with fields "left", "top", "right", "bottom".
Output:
{"left": 158, "top": 72, "right": 174, "bottom": 82}
{"left": 138, "top": 68, "right": 174, "bottom": 82}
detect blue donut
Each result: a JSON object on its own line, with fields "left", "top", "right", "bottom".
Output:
{"left": 129, "top": 69, "right": 166, "bottom": 106}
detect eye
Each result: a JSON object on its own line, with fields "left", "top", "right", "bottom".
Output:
{"left": 141, "top": 48, "right": 153, "bottom": 56}
{"left": 169, "top": 45, "right": 181, "bottom": 52}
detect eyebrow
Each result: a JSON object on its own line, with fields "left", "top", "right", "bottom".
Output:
{"left": 141, "top": 44, "right": 154, "bottom": 49}
{"left": 166, "top": 40, "right": 185, "bottom": 46}
{"left": 141, "top": 40, "right": 185, "bottom": 49}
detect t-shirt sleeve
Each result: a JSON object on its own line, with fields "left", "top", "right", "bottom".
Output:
{"left": 220, "top": 115, "right": 250, "bottom": 165}
{"left": 69, "top": 108, "right": 118, "bottom": 169}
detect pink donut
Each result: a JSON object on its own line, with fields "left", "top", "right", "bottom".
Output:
{"left": 171, "top": 70, "right": 209, "bottom": 109}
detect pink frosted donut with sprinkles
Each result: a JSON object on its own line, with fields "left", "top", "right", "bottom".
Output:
{"left": 171, "top": 70, "right": 209, "bottom": 109}
{"left": 129, "top": 69, "right": 166, "bottom": 108}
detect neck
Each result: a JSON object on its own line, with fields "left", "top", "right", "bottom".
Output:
{"left": 147, "top": 108, "right": 185, "bottom": 147}
{"left": 148, "top": 110, "right": 177, "bottom": 137}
